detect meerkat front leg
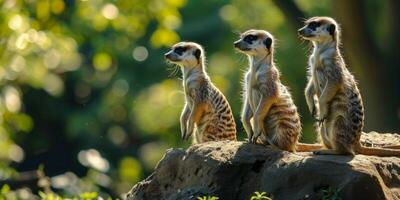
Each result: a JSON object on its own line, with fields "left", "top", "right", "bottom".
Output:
{"left": 185, "top": 101, "right": 206, "bottom": 141}
{"left": 251, "top": 96, "right": 275, "bottom": 143}
{"left": 318, "top": 81, "right": 339, "bottom": 120}
{"left": 305, "top": 79, "right": 317, "bottom": 118}
{"left": 241, "top": 99, "right": 254, "bottom": 140}
{"left": 180, "top": 103, "right": 191, "bottom": 140}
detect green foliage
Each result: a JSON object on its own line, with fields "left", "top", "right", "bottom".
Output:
{"left": 322, "top": 187, "right": 341, "bottom": 200}
{"left": 0, "top": 184, "right": 11, "bottom": 200}
{"left": 79, "top": 192, "right": 99, "bottom": 200}
{"left": 197, "top": 196, "right": 219, "bottom": 200}
{"left": 250, "top": 191, "right": 272, "bottom": 200}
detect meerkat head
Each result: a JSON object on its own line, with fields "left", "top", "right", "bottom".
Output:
{"left": 234, "top": 29, "right": 274, "bottom": 57}
{"left": 298, "top": 16, "right": 339, "bottom": 43}
{"left": 164, "top": 42, "right": 204, "bottom": 67}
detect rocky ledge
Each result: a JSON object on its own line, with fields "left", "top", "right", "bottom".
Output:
{"left": 127, "top": 132, "right": 400, "bottom": 200}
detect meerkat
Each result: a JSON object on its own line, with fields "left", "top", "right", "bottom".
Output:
{"left": 234, "top": 30, "right": 321, "bottom": 152}
{"left": 164, "top": 42, "right": 237, "bottom": 143}
{"left": 298, "top": 16, "right": 400, "bottom": 156}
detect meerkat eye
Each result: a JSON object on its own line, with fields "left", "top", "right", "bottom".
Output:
{"left": 308, "top": 22, "right": 321, "bottom": 30}
{"left": 243, "top": 35, "right": 258, "bottom": 43}
{"left": 174, "top": 47, "right": 187, "bottom": 55}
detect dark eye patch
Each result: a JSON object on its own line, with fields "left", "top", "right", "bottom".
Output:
{"left": 243, "top": 34, "right": 258, "bottom": 43}
{"left": 308, "top": 21, "right": 321, "bottom": 30}
{"left": 174, "top": 46, "right": 187, "bottom": 55}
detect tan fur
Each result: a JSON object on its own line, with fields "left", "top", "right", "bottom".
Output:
{"left": 234, "top": 30, "right": 320, "bottom": 152}
{"left": 299, "top": 17, "right": 400, "bottom": 156}
{"left": 165, "top": 42, "right": 237, "bottom": 143}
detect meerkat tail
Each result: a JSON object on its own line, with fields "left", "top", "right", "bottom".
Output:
{"left": 295, "top": 143, "right": 323, "bottom": 152}
{"left": 354, "top": 142, "right": 400, "bottom": 157}
{"left": 381, "top": 145, "right": 400, "bottom": 149}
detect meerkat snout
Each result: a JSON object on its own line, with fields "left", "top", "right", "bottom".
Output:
{"left": 233, "top": 40, "right": 240, "bottom": 48}
{"left": 164, "top": 46, "right": 184, "bottom": 63}
{"left": 164, "top": 52, "right": 174, "bottom": 60}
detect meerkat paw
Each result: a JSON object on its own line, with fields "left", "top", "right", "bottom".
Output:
{"left": 250, "top": 131, "right": 262, "bottom": 144}
{"left": 319, "top": 105, "right": 328, "bottom": 120}
{"left": 250, "top": 135, "right": 260, "bottom": 144}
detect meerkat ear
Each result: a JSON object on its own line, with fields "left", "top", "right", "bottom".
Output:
{"left": 193, "top": 49, "right": 201, "bottom": 60}
{"left": 327, "top": 24, "right": 336, "bottom": 36}
{"left": 263, "top": 38, "right": 272, "bottom": 49}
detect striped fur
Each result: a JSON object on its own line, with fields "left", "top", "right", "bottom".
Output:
{"left": 235, "top": 30, "right": 302, "bottom": 152}
{"left": 165, "top": 41, "right": 236, "bottom": 144}
{"left": 300, "top": 17, "right": 400, "bottom": 156}
{"left": 263, "top": 84, "right": 302, "bottom": 151}
{"left": 193, "top": 78, "right": 237, "bottom": 143}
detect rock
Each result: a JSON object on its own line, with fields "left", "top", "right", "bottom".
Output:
{"left": 127, "top": 132, "right": 400, "bottom": 200}
{"left": 361, "top": 132, "right": 400, "bottom": 147}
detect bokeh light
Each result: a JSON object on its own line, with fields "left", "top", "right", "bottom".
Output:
{"left": 78, "top": 149, "right": 110, "bottom": 172}
{"left": 132, "top": 46, "right": 149, "bottom": 62}
{"left": 93, "top": 53, "right": 112, "bottom": 71}
{"left": 102, "top": 3, "right": 119, "bottom": 20}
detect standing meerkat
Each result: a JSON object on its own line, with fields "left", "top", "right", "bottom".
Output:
{"left": 234, "top": 30, "right": 321, "bottom": 152}
{"left": 164, "top": 42, "right": 237, "bottom": 143}
{"left": 298, "top": 16, "right": 400, "bottom": 156}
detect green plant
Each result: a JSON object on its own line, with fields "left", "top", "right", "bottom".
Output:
{"left": 322, "top": 187, "right": 341, "bottom": 200}
{"left": 197, "top": 195, "right": 219, "bottom": 200}
{"left": 250, "top": 192, "right": 272, "bottom": 200}
{"left": 38, "top": 191, "right": 64, "bottom": 200}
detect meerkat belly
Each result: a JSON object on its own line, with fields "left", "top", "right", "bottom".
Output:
{"left": 324, "top": 90, "right": 348, "bottom": 144}
{"left": 327, "top": 90, "right": 347, "bottom": 120}
{"left": 314, "top": 69, "right": 327, "bottom": 96}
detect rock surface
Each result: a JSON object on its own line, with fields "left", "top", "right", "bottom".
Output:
{"left": 127, "top": 132, "right": 400, "bottom": 200}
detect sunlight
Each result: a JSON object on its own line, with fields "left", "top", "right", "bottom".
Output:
{"left": 10, "top": 55, "right": 26, "bottom": 72}
{"left": 8, "top": 144, "right": 24, "bottom": 163}
{"left": 4, "top": 86, "right": 21, "bottom": 113}
{"left": 26, "top": 29, "right": 38, "bottom": 43}
{"left": 44, "top": 49, "right": 61, "bottom": 69}
{"left": 43, "top": 73, "right": 64, "bottom": 96}
{"left": 15, "top": 34, "right": 28, "bottom": 50}
{"left": 8, "top": 14, "right": 25, "bottom": 31}
{"left": 78, "top": 149, "right": 110, "bottom": 172}
{"left": 102, "top": 3, "right": 119, "bottom": 20}
{"left": 51, "top": 172, "right": 78, "bottom": 189}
